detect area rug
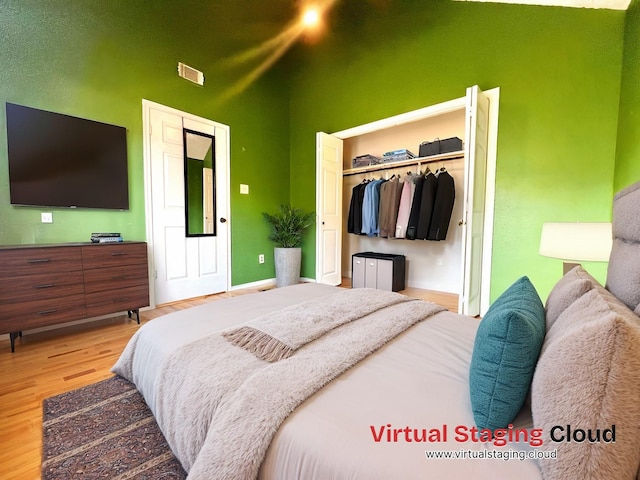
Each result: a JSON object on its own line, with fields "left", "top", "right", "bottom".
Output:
{"left": 42, "top": 375, "right": 186, "bottom": 479}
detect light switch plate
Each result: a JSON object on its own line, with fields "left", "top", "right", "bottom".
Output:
{"left": 240, "top": 184, "right": 249, "bottom": 194}
{"left": 41, "top": 212, "right": 53, "bottom": 223}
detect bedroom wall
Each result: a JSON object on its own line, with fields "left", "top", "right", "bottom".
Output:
{"left": 0, "top": 1, "right": 291, "bottom": 287}
{"left": 614, "top": 0, "right": 640, "bottom": 192}
{"left": 288, "top": 1, "right": 625, "bottom": 301}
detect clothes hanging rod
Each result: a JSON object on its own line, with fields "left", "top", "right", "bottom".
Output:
{"left": 342, "top": 150, "right": 464, "bottom": 176}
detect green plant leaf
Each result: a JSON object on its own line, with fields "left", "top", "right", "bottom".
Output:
{"left": 262, "top": 204, "right": 315, "bottom": 248}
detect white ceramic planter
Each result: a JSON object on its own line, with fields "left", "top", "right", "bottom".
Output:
{"left": 274, "top": 247, "right": 301, "bottom": 287}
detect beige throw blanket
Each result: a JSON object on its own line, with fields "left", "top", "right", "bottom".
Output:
{"left": 152, "top": 288, "right": 445, "bottom": 479}
{"left": 223, "top": 288, "right": 413, "bottom": 361}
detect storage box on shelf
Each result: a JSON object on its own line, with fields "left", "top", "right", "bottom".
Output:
{"left": 418, "top": 137, "right": 463, "bottom": 157}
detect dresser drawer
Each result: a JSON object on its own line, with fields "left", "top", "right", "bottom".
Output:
{"left": 0, "top": 242, "right": 150, "bottom": 352}
{"left": 83, "top": 264, "right": 148, "bottom": 295}
{"left": 85, "top": 284, "right": 149, "bottom": 318}
{"left": 0, "top": 272, "right": 85, "bottom": 304}
{"left": 81, "top": 243, "right": 147, "bottom": 269}
{"left": 0, "top": 294, "right": 87, "bottom": 333}
{"left": 0, "top": 247, "right": 82, "bottom": 278}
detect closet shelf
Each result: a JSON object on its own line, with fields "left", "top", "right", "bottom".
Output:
{"left": 343, "top": 150, "right": 464, "bottom": 176}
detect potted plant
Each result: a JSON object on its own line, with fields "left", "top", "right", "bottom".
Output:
{"left": 263, "top": 204, "right": 315, "bottom": 287}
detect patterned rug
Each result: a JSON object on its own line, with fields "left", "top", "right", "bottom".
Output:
{"left": 42, "top": 375, "right": 186, "bottom": 479}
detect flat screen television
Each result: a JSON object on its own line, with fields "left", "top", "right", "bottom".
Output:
{"left": 5, "top": 102, "right": 129, "bottom": 209}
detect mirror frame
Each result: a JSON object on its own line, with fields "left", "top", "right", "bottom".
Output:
{"left": 183, "top": 128, "right": 216, "bottom": 237}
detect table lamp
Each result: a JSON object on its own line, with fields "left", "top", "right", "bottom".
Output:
{"left": 539, "top": 222, "right": 613, "bottom": 274}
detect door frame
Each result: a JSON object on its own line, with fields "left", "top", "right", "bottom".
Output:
{"left": 317, "top": 87, "right": 499, "bottom": 314}
{"left": 142, "top": 99, "right": 231, "bottom": 307}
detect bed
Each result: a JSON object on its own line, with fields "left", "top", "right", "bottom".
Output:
{"left": 112, "top": 180, "right": 640, "bottom": 480}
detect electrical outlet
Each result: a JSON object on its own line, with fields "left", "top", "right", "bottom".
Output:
{"left": 41, "top": 212, "right": 53, "bottom": 223}
{"left": 258, "top": 254, "right": 265, "bottom": 264}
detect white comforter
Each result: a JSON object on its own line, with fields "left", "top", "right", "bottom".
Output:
{"left": 113, "top": 283, "right": 542, "bottom": 480}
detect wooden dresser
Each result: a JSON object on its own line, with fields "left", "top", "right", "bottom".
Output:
{"left": 0, "top": 242, "right": 149, "bottom": 352}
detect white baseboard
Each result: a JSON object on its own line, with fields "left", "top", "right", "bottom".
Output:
{"left": 230, "top": 277, "right": 317, "bottom": 292}
{"left": 229, "top": 278, "right": 276, "bottom": 291}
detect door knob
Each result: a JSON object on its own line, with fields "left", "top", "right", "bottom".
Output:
{"left": 220, "top": 218, "right": 227, "bottom": 223}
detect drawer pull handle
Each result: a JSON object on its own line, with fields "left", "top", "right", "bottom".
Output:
{"left": 115, "top": 297, "right": 130, "bottom": 303}
{"left": 37, "top": 309, "right": 58, "bottom": 316}
{"left": 110, "top": 252, "right": 127, "bottom": 256}
{"left": 33, "top": 283, "right": 55, "bottom": 289}
{"left": 112, "top": 275, "right": 128, "bottom": 280}
{"left": 28, "top": 258, "right": 50, "bottom": 264}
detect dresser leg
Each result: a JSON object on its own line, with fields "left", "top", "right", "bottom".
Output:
{"left": 9, "top": 332, "right": 20, "bottom": 353}
{"left": 127, "top": 309, "right": 140, "bottom": 325}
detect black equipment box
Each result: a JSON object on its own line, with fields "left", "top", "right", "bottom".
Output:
{"left": 419, "top": 137, "right": 463, "bottom": 157}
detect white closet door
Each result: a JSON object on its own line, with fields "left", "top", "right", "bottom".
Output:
{"left": 315, "top": 132, "right": 343, "bottom": 285}
{"left": 459, "top": 85, "right": 490, "bottom": 316}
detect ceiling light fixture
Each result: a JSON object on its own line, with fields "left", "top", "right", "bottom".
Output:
{"left": 302, "top": 8, "right": 320, "bottom": 28}
{"left": 216, "top": 0, "right": 336, "bottom": 103}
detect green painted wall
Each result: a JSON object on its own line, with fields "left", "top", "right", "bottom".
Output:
{"left": 0, "top": 1, "right": 291, "bottom": 286}
{"left": 615, "top": 0, "right": 640, "bottom": 192}
{"left": 289, "top": 1, "right": 625, "bottom": 301}
{"left": 1, "top": 1, "right": 637, "bottom": 296}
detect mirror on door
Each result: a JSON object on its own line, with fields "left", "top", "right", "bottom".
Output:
{"left": 183, "top": 129, "right": 216, "bottom": 236}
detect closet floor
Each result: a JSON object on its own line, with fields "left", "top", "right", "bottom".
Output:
{"left": 339, "top": 277, "right": 459, "bottom": 312}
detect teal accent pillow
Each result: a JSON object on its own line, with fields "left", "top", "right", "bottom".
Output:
{"left": 469, "top": 276, "right": 545, "bottom": 430}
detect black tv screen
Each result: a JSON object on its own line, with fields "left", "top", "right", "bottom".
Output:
{"left": 5, "top": 102, "right": 129, "bottom": 209}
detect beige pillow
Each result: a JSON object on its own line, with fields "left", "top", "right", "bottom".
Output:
{"left": 544, "top": 266, "right": 594, "bottom": 330}
{"left": 532, "top": 286, "right": 640, "bottom": 480}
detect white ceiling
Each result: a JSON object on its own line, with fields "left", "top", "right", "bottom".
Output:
{"left": 460, "top": 0, "right": 631, "bottom": 9}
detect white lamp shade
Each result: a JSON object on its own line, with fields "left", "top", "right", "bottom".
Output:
{"left": 539, "top": 222, "right": 613, "bottom": 262}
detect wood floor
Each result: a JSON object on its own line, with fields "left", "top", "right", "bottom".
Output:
{"left": 0, "top": 288, "right": 260, "bottom": 480}
{"left": 0, "top": 283, "right": 457, "bottom": 480}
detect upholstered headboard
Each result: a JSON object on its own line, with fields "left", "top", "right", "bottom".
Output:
{"left": 606, "top": 180, "right": 640, "bottom": 315}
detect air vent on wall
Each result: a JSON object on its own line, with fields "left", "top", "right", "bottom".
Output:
{"left": 177, "top": 62, "right": 205, "bottom": 86}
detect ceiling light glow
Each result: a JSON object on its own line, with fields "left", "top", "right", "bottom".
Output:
{"left": 302, "top": 8, "right": 320, "bottom": 28}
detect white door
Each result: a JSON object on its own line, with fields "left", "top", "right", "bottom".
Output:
{"left": 315, "top": 132, "right": 343, "bottom": 285}
{"left": 459, "top": 85, "right": 490, "bottom": 316}
{"left": 143, "top": 101, "right": 229, "bottom": 306}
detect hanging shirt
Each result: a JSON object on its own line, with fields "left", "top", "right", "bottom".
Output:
{"left": 415, "top": 172, "right": 438, "bottom": 240}
{"left": 347, "top": 182, "right": 367, "bottom": 234}
{"left": 428, "top": 170, "right": 455, "bottom": 241}
{"left": 395, "top": 173, "right": 415, "bottom": 239}
{"left": 378, "top": 177, "right": 401, "bottom": 238}
{"left": 406, "top": 174, "right": 425, "bottom": 240}
{"left": 361, "top": 179, "right": 384, "bottom": 236}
